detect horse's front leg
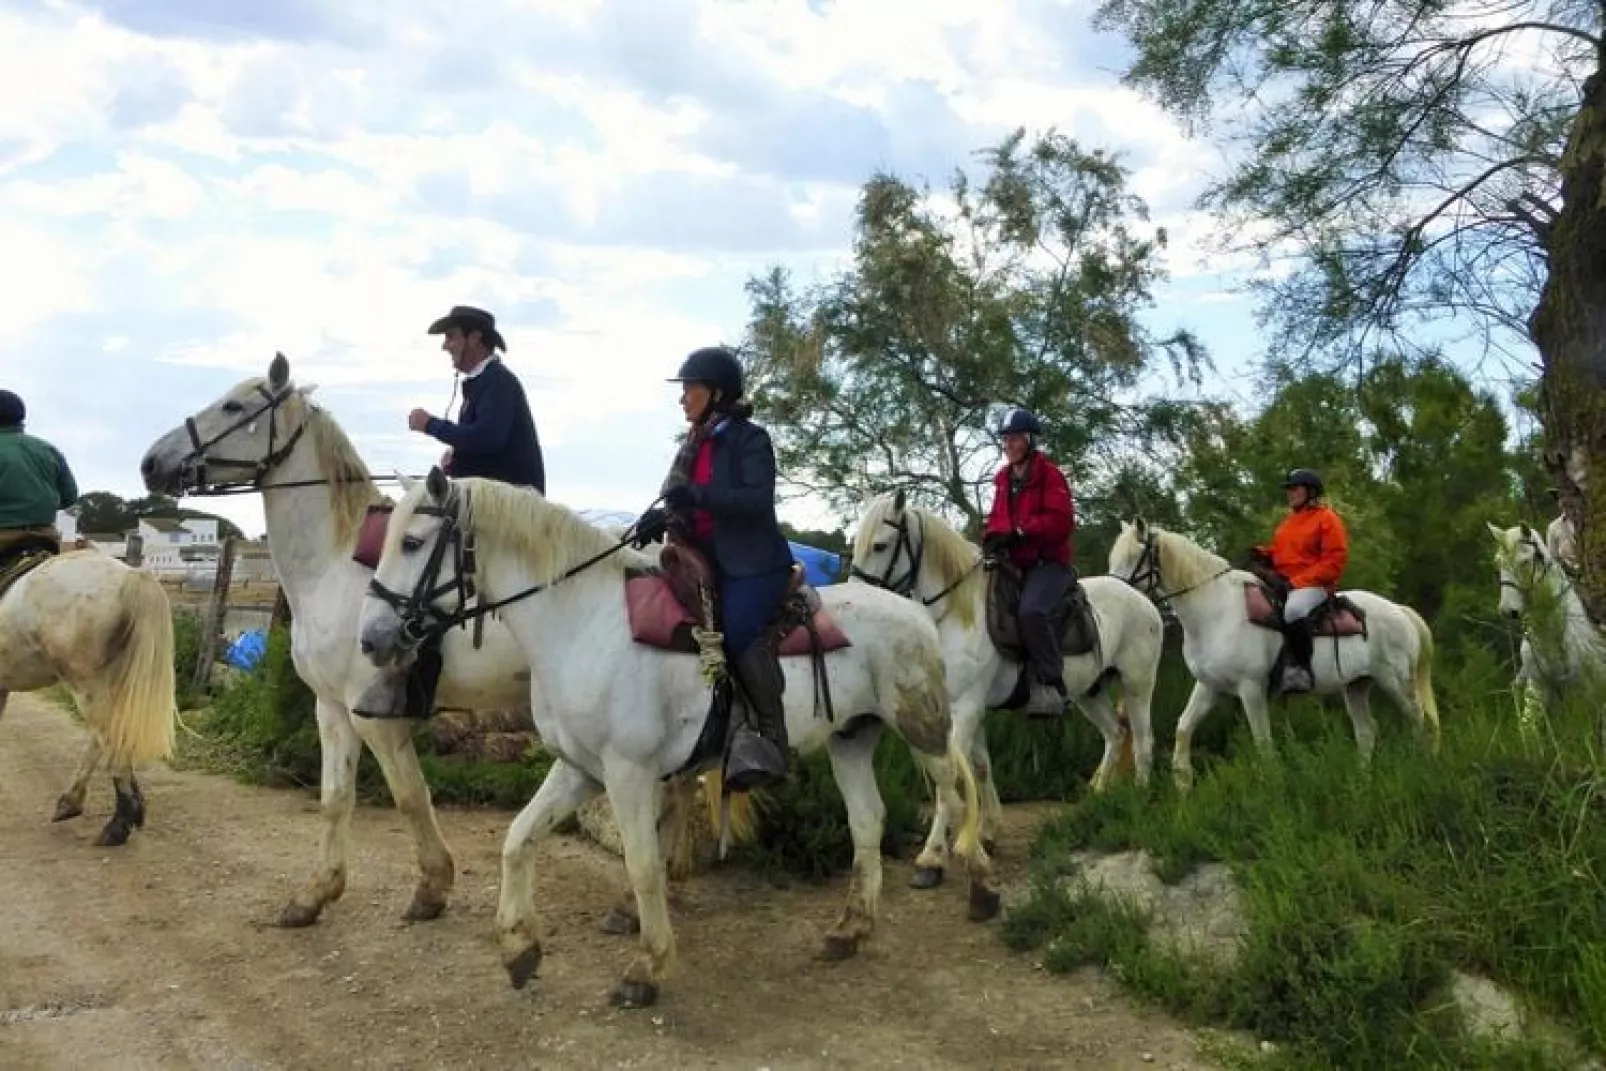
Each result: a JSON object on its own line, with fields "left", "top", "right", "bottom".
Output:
{"left": 498, "top": 759, "right": 604, "bottom": 990}
{"left": 1341, "top": 680, "right": 1379, "bottom": 767}
{"left": 278, "top": 697, "right": 363, "bottom": 927}
{"left": 53, "top": 732, "right": 103, "bottom": 822}
{"left": 600, "top": 762, "right": 675, "bottom": 1008}
{"left": 353, "top": 715, "right": 456, "bottom": 922}
{"left": 1171, "top": 681, "right": 1221, "bottom": 792}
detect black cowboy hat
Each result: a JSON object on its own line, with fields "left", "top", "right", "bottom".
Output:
{"left": 427, "top": 305, "right": 507, "bottom": 351}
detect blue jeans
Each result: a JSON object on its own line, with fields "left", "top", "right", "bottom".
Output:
{"left": 720, "top": 567, "right": 794, "bottom": 657}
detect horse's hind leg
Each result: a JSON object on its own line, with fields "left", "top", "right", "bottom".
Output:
{"left": 93, "top": 763, "right": 144, "bottom": 847}
{"left": 354, "top": 715, "right": 456, "bottom": 922}
{"left": 600, "top": 763, "right": 675, "bottom": 1008}
{"left": 278, "top": 698, "right": 363, "bottom": 927}
{"left": 911, "top": 693, "right": 985, "bottom": 889}
{"left": 1073, "top": 689, "right": 1129, "bottom": 794}
{"left": 602, "top": 773, "right": 698, "bottom": 937}
{"left": 821, "top": 728, "right": 886, "bottom": 960}
{"left": 54, "top": 734, "right": 103, "bottom": 821}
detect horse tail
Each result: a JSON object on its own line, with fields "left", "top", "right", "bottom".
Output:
{"left": 93, "top": 568, "right": 178, "bottom": 769}
{"left": 698, "top": 768, "right": 757, "bottom": 846}
{"left": 947, "top": 738, "right": 985, "bottom": 865}
{"left": 1402, "top": 604, "right": 1440, "bottom": 750}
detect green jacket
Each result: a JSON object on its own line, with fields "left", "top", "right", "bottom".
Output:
{"left": 0, "top": 426, "right": 78, "bottom": 529}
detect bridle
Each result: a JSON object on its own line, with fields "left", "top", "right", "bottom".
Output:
{"left": 171, "top": 381, "right": 314, "bottom": 497}
{"left": 1119, "top": 530, "right": 1232, "bottom": 607}
{"left": 850, "top": 508, "right": 979, "bottom": 614}
{"left": 1499, "top": 528, "right": 1563, "bottom": 611}
{"left": 365, "top": 482, "right": 630, "bottom": 654}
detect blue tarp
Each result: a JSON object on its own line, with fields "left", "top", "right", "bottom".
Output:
{"left": 224, "top": 629, "right": 268, "bottom": 670}
{"left": 788, "top": 541, "right": 843, "bottom": 586}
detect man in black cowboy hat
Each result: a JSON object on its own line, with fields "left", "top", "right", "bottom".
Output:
{"left": 407, "top": 305, "right": 546, "bottom": 493}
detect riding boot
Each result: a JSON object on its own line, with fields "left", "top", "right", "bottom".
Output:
{"left": 724, "top": 638, "right": 789, "bottom": 793}
{"left": 1024, "top": 676, "right": 1068, "bottom": 719}
{"left": 1279, "top": 617, "right": 1315, "bottom": 694}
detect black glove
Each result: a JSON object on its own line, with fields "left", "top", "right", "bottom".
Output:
{"left": 982, "top": 530, "right": 1019, "bottom": 554}
{"left": 1247, "top": 547, "right": 1271, "bottom": 566}
{"left": 630, "top": 508, "right": 669, "bottom": 548}
{"left": 663, "top": 484, "right": 697, "bottom": 512}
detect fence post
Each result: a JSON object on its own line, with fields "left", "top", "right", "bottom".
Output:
{"left": 192, "top": 536, "right": 238, "bottom": 693}
{"left": 270, "top": 585, "right": 292, "bottom": 630}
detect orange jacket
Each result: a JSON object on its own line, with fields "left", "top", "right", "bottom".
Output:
{"left": 1258, "top": 503, "right": 1348, "bottom": 591}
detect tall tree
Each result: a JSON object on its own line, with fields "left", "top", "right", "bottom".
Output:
{"left": 1092, "top": 0, "right": 1606, "bottom": 629}
{"left": 743, "top": 128, "right": 1205, "bottom": 533}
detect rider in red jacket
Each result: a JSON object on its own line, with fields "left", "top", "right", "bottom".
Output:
{"left": 982, "top": 408, "right": 1076, "bottom": 717}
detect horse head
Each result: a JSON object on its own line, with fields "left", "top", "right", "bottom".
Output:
{"left": 850, "top": 488, "right": 928, "bottom": 595}
{"left": 1488, "top": 520, "right": 1551, "bottom": 621}
{"left": 1107, "top": 517, "right": 1156, "bottom": 592}
{"left": 359, "top": 466, "right": 470, "bottom": 667}
{"left": 141, "top": 352, "right": 319, "bottom": 497}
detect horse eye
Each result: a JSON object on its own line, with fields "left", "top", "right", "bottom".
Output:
{"left": 401, "top": 535, "right": 423, "bottom": 553}
{"left": 222, "top": 400, "right": 244, "bottom": 413}
{"left": 873, "top": 542, "right": 887, "bottom": 552}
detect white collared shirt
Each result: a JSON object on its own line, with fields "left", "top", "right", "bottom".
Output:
{"left": 462, "top": 354, "right": 500, "bottom": 379}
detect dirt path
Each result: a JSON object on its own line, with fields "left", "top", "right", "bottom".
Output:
{"left": 0, "top": 692, "right": 1222, "bottom": 1070}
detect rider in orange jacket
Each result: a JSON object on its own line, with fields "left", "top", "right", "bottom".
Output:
{"left": 1251, "top": 468, "right": 1349, "bottom": 693}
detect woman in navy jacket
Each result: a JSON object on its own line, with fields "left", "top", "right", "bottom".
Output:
{"left": 635, "top": 347, "right": 796, "bottom": 791}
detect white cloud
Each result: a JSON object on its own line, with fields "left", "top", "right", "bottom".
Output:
{"left": 2, "top": 0, "right": 1263, "bottom": 542}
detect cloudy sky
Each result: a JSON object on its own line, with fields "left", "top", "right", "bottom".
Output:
{"left": 1, "top": 0, "right": 1274, "bottom": 539}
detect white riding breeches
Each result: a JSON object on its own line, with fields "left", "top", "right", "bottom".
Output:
{"left": 1284, "top": 586, "right": 1328, "bottom": 622}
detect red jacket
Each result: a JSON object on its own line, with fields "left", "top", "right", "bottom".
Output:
{"left": 984, "top": 453, "right": 1074, "bottom": 568}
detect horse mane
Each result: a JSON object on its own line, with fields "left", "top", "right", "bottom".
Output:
{"left": 395, "top": 477, "right": 646, "bottom": 583}
{"left": 302, "top": 402, "right": 387, "bottom": 552}
{"left": 855, "top": 494, "right": 981, "bottom": 629}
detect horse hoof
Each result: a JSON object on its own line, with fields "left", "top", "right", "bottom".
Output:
{"left": 908, "top": 865, "right": 944, "bottom": 890}
{"left": 275, "top": 903, "right": 322, "bottom": 929}
{"left": 52, "top": 798, "right": 83, "bottom": 822}
{"left": 505, "top": 945, "right": 543, "bottom": 991}
{"left": 818, "top": 934, "right": 859, "bottom": 961}
{"left": 610, "top": 980, "right": 659, "bottom": 1008}
{"left": 967, "top": 885, "right": 1002, "bottom": 923}
{"left": 599, "top": 906, "right": 640, "bottom": 936}
{"left": 93, "top": 824, "right": 130, "bottom": 848}
{"left": 402, "top": 897, "right": 446, "bottom": 922}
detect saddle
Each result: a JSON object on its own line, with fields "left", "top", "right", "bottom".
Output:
{"left": 0, "top": 533, "right": 61, "bottom": 603}
{"left": 1241, "top": 561, "right": 1367, "bottom": 637}
{"left": 352, "top": 503, "right": 395, "bottom": 571}
{"left": 983, "top": 559, "right": 1099, "bottom": 662}
{"left": 623, "top": 541, "right": 851, "bottom": 659}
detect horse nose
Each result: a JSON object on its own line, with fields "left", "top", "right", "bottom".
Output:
{"left": 140, "top": 454, "right": 156, "bottom": 476}
{"left": 1502, "top": 608, "right": 1521, "bottom": 621}
{"left": 360, "top": 637, "right": 375, "bottom": 655}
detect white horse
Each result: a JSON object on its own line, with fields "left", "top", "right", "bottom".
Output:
{"left": 139, "top": 353, "right": 746, "bottom": 932}
{"left": 1488, "top": 521, "right": 1606, "bottom": 732}
{"left": 1107, "top": 518, "right": 1439, "bottom": 788}
{"left": 0, "top": 549, "right": 177, "bottom": 845}
{"left": 357, "top": 468, "right": 996, "bottom": 1007}
{"left": 850, "top": 491, "right": 1163, "bottom": 882}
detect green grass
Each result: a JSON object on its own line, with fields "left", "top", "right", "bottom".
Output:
{"left": 1002, "top": 642, "right": 1606, "bottom": 1069}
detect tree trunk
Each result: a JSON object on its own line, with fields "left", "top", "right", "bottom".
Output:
{"left": 1528, "top": 62, "right": 1606, "bottom": 750}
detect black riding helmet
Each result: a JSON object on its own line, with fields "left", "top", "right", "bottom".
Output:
{"left": 0, "top": 390, "right": 24, "bottom": 427}
{"left": 667, "top": 346, "right": 744, "bottom": 399}
{"left": 997, "top": 407, "right": 1042, "bottom": 436}
{"left": 1282, "top": 468, "right": 1324, "bottom": 497}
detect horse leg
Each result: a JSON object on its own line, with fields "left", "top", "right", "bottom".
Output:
{"left": 93, "top": 763, "right": 144, "bottom": 847}
{"left": 600, "top": 763, "right": 675, "bottom": 1008}
{"left": 1234, "top": 682, "right": 1277, "bottom": 756}
{"left": 1172, "top": 682, "right": 1221, "bottom": 792}
{"left": 1341, "top": 680, "right": 1379, "bottom": 768}
{"left": 1121, "top": 682, "right": 1158, "bottom": 789}
{"left": 821, "top": 729, "right": 886, "bottom": 958}
{"left": 354, "top": 716, "right": 456, "bottom": 922}
{"left": 497, "top": 759, "right": 604, "bottom": 991}
{"left": 53, "top": 734, "right": 103, "bottom": 821}
{"left": 911, "top": 693, "right": 984, "bottom": 889}
{"left": 602, "top": 773, "right": 698, "bottom": 937}
{"left": 278, "top": 698, "right": 362, "bottom": 928}
{"left": 972, "top": 724, "right": 1005, "bottom": 854}
{"left": 1073, "top": 690, "right": 1128, "bottom": 794}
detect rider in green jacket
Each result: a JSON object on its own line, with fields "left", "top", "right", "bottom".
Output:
{"left": 0, "top": 390, "right": 79, "bottom": 564}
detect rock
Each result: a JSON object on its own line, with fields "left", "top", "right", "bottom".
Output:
{"left": 1450, "top": 971, "right": 1522, "bottom": 1042}
{"left": 1064, "top": 850, "right": 1248, "bottom": 967}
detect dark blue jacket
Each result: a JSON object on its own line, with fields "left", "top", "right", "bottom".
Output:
{"left": 685, "top": 417, "right": 794, "bottom": 579}
{"left": 424, "top": 358, "right": 546, "bottom": 492}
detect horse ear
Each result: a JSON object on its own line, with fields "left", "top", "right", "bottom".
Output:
{"left": 1485, "top": 520, "right": 1503, "bottom": 541}
{"left": 426, "top": 465, "right": 449, "bottom": 503}
{"left": 1133, "top": 515, "right": 1148, "bottom": 538}
{"left": 1520, "top": 521, "right": 1536, "bottom": 541}
{"left": 892, "top": 488, "right": 906, "bottom": 513}
{"left": 268, "top": 352, "right": 290, "bottom": 390}
{"left": 395, "top": 470, "right": 418, "bottom": 495}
